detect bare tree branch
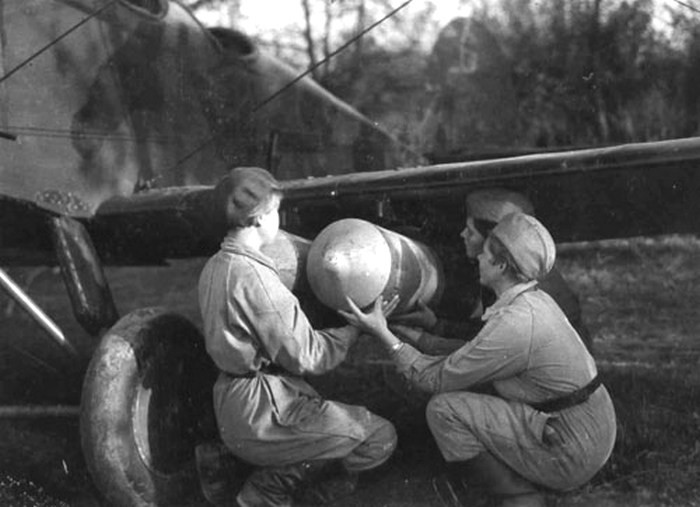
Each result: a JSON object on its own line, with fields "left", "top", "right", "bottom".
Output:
{"left": 301, "top": 0, "right": 319, "bottom": 78}
{"left": 323, "top": 0, "right": 333, "bottom": 78}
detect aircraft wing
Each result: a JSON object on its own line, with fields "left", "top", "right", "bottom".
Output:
{"left": 4, "top": 136, "right": 699, "bottom": 267}
{"left": 70, "top": 136, "right": 700, "bottom": 266}
{"left": 0, "top": 0, "right": 416, "bottom": 267}
{"left": 284, "top": 136, "right": 700, "bottom": 242}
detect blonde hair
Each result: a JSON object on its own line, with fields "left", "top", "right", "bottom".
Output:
{"left": 214, "top": 167, "right": 282, "bottom": 229}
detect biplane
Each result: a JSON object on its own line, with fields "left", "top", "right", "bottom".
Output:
{"left": 1, "top": 1, "right": 700, "bottom": 505}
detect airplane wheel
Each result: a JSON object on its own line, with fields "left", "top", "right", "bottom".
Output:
{"left": 80, "top": 307, "right": 218, "bottom": 506}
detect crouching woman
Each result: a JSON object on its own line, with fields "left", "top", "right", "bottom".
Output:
{"left": 341, "top": 212, "right": 616, "bottom": 506}
{"left": 199, "top": 167, "right": 397, "bottom": 506}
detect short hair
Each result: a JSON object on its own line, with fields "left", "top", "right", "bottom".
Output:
{"left": 485, "top": 235, "right": 529, "bottom": 283}
{"left": 213, "top": 167, "right": 282, "bottom": 229}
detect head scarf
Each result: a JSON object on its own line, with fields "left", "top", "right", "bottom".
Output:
{"left": 490, "top": 212, "right": 556, "bottom": 280}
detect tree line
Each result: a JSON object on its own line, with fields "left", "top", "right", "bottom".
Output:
{"left": 185, "top": 0, "right": 700, "bottom": 151}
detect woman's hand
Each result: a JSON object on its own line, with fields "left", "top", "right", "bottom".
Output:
{"left": 338, "top": 295, "right": 399, "bottom": 337}
{"left": 389, "top": 300, "right": 437, "bottom": 330}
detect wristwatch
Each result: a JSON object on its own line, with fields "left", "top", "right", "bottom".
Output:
{"left": 389, "top": 341, "right": 404, "bottom": 353}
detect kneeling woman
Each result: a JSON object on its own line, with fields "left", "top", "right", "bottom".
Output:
{"left": 341, "top": 212, "right": 616, "bottom": 506}
{"left": 200, "top": 167, "right": 397, "bottom": 506}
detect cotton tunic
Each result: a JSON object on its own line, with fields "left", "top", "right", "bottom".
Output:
{"left": 199, "top": 234, "right": 396, "bottom": 470}
{"left": 437, "top": 263, "right": 592, "bottom": 352}
{"left": 392, "top": 281, "right": 616, "bottom": 490}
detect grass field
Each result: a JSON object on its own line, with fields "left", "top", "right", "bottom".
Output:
{"left": 0, "top": 235, "right": 699, "bottom": 506}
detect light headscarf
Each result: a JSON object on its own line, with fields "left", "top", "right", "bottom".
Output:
{"left": 491, "top": 212, "right": 556, "bottom": 280}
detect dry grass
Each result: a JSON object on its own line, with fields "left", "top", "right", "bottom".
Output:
{"left": 553, "top": 235, "right": 700, "bottom": 507}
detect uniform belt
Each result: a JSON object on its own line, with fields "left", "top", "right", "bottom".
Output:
{"left": 531, "top": 375, "right": 602, "bottom": 413}
{"left": 223, "top": 363, "right": 290, "bottom": 379}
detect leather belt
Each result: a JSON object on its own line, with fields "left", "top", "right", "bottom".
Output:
{"left": 531, "top": 375, "right": 603, "bottom": 413}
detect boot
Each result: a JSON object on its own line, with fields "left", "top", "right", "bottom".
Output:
{"left": 461, "top": 453, "right": 546, "bottom": 507}
{"left": 195, "top": 440, "right": 252, "bottom": 507}
{"left": 236, "top": 459, "right": 340, "bottom": 507}
{"left": 293, "top": 461, "right": 359, "bottom": 505}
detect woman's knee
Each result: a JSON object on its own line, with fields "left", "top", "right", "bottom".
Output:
{"left": 426, "top": 393, "right": 454, "bottom": 432}
{"left": 367, "top": 418, "right": 398, "bottom": 463}
{"left": 344, "top": 418, "right": 397, "bottom": 472}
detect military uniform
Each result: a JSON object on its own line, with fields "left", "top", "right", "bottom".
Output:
{"left": 391, "top": 281, "right": 616, "bottom": 491}
{"left": 199, "top": 234, "right": 396, "bottom": 472}
{"left": 484, "top": 264, "right": 591, "bottom": 351}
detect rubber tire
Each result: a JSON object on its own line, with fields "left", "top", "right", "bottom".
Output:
{"left": 80, "top": 307, "right": 218, "bottom": 507}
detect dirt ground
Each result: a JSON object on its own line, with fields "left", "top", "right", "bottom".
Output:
{"left": 1, "top": 235, "right": 699, "bottom": 506}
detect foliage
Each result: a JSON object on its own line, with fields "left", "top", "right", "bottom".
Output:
{"left": 184, "top": 0, "right": 700, "bottom": 150}
{"left": 472, "top": 0, "right": 700, "bottom": 146}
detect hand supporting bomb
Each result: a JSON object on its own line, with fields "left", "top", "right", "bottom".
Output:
{"left": 389, "top": 300, "right": 437, "bottom": 331}
{"left": 339, "top": 295, "right": 407, "bottom": 353}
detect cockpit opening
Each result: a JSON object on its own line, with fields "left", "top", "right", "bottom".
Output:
{"left": 209, "top": 27, "right": 257, "bottom": 58}
{"left": 118, "top": 0, "right": 167, "bottom": 17}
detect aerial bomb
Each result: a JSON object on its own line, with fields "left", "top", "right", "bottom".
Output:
{"left": 307, "top": 219, "right": 444, "bottom": 313}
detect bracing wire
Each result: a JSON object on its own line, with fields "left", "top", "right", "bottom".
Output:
{"left": 669, "top": 0, "right": 700, "bottom": 15}
{"left": 169, "top": 0, "right": 415, "bottom": 171}
{"left": 0, "top": 0, "right": 117, "bottom": 86}
{"left": 0, "top": 0, "right": 414, "bottom": 156}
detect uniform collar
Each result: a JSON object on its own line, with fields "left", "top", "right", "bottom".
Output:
{"left": 482, "top": 280, "right": 538, "bottom": 321}
{"left": 221, "top": 232, "right": 279, "bottom": 274}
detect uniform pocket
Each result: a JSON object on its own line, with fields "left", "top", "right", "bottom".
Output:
{"left": 542, "top": 416, "right": 566, "bottom": 448}
{"left": 276, "top": 393, "right": 323, "bottom": 427}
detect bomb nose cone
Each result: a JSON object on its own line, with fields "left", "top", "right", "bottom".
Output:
{"left": 321, "top": 250, "right": 352, "bottom": 281}
{"left": 307, "top": 218, "right": 444, "bottom": 313}
{"left": 307, "top": 219, "right": 391, "bottom": 311}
